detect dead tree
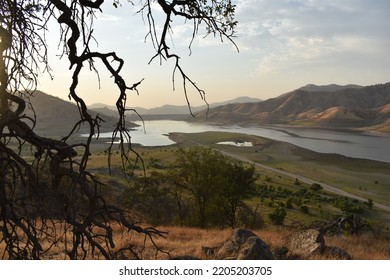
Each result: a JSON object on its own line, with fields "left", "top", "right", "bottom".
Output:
{"left": 0, "top": 0, "right": 237, "bottom": 259}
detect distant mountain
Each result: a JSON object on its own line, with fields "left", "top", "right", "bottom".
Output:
{"left": 209, "top": 96, "right": 263, "bottom": 107}
{"left": 89, "top": 96, "right": 262, "bottom": 117}
{"left": 193, "top": 83, "right": 390, "bottom": 133}
{"left": 298, "top": 84, "right": 363, "bottom": 92}
{"left": 26, "top": 91, "right": 136, "bottom": 136}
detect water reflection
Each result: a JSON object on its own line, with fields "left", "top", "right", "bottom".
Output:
{"left": 91, "top": 120, "right": 390, "bottom": 163}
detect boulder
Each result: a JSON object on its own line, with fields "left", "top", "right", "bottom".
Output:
{"left": 201, "top": 246, "right": 216, "bottom": 258}
{"left": 288, "top": 229, "right": 325, "bottom": 258}
{"left": 216, "top": 229, "right": 274, "bottom": 260}
{"left": 272, "top": 247, "right": 290, "bottom": 260}
{"left": 171, "top": 255, "right": 201, "bottom": 260}
{"left": 323, "top": 246, "right": 352, "bottom": 260}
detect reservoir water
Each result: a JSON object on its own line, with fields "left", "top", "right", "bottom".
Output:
{"left": 96, "top": 120, "right": 390, "bottom": 163}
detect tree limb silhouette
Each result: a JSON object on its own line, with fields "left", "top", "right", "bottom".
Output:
{"left": 0, "top": 0, "right": 237, "bottom": 259}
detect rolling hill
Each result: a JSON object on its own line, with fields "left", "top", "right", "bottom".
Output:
{"left": 89, "top": 96, "right": 262, "bottom": 117}
{"left": 193, "top": 83, "right": 390, "bottom": 133}
{"left": 298, "top": 84, "right": 363, "bottom": 92}
{"left": 24, "top": 91, "right": 136, "bottom": 136}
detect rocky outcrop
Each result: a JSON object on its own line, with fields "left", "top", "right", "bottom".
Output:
{"left": 288, "top": 229, "right": 325, "bottom": 257}
{"left": 200, "top": 228, "right": 351, "bottom": 260}
{"left": 323, "top": 246, "right": 352, "bottom": 260}
{"left": 171, "top": 255, "right": 201, "bottom": 260}
{"left": 286, "top": 229, "right": 353, "bottom": 260}
{"left": 272, "top": 247, "right": 290, "bottom": 260}
{"left": 215, "top": 229, "right": 274, "bottom": 260}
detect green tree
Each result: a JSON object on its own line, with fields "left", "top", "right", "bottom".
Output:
{"left": 174, "top": 147, "right": 226, "bottom": 227}
{"left": 268, "top": 207, "right": 287, "bottom": 225}
{"left": 122, "top": 172, "right": 178, "bottom": 225}
{"left": 218, "top": 162, "right": 257, "bottom": 228}
{"left": 173, "top": 147, "right": 257, "bottom": 228}
{"left": 0, "top": 0, "right": 237, "bottom": 259}
{"left": 286, "top": 197, "right": 293, "bottom": 209}
{"left": 310, "top": 183, "right": 323, "bottom": 192}
{"left": 299, "top": 205, "right": 309, "bottom": 214}
{"left": 365, "top": 198, "right": 374, "bottom": 210}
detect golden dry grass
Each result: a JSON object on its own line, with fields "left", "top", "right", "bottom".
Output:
{"left": 319, "top": 235, "right": 390, "bottom": 260}
{"left": 113, "top": 225, "right": 390, "bottom": 260}
{"left": 1, "top": 223, "right": 389, "bottom": 260}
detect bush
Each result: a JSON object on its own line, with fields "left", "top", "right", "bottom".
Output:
{"left": 365, "top": 198, "right": 374, "bottom": 209}
{"left": 310, "top": 183, "right": 323, "bottom": 192}
{"left": 286, "top": 199, "right": 293, "bottom": 209}
{"left": 268, "top": 207, "right": 287, "bottom": 225}
{"left": 236, "top": 204, "right": 264, "bottom": 229}
{"left": 264, "top": 175, "right": 272, "bottom": 182}
{"left": 300, "top": 205, "right": 309, "bottom": 214}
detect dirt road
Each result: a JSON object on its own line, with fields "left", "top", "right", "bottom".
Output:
{"left": 169, "top": 132, "right": 390, "bottom": 212}
{"left": 216, "top": 149, "right": 390, "bottom": 213}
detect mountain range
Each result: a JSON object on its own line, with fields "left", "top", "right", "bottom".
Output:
{"left": 25, "top": 92, "right": 261, "bottom": 135}
{"left": 25, "top": 91, "right": 128, "bottom": 136}
{"left": 89, "top": 96, "right": 262, "bottom": 117}
{"left": 193, "top": 83, "right": 390, "bottom": 133}
{"left": 25, "top": 82, "right": 390, "bottom": 136}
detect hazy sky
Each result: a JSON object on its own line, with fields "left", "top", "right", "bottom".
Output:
{"left": 38, "top": 0, "right": 390, "bottom": 108}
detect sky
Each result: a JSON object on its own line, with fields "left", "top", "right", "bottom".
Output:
{"left": 38, "top": 0, "right": 390, "bottom": 109}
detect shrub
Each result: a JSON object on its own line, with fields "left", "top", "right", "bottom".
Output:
{"left": 310, "top": 183, "right": 323, "bottom": 192}
{"left": 300, "top": 205, "right": 309, "bottom": 214}
{"left": 286, "top": 198, "right": 293, "bottom": 209}
{"left": 268, "top": 207, "right": 287, "bottom": 225}
{"left": 365, "top": 198, "right": 374, "bottom": 209}
{"left": 264, "top": 175, "right": 272, "bottom": 182}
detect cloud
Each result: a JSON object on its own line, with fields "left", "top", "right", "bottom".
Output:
{"left": 96, "top": 13, "right": 120, "bottom": 22}
{"left": 234, "top": 0, "right": 390, "bottom": 78}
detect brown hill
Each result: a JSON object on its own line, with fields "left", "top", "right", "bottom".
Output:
{"left": 193, "top": 83, "right": 390, "bottom": 132}
{"left": 25, "top": 91, "right": 136, "bottom": 136}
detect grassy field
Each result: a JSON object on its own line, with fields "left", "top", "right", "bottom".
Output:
{"left": 81, "top": 131, "right": 390, "bottom": 234}
{"left": 169, "top": 131, "right": 390, "bottom": 207}
{"left": 5, "top": 131, "right": 386, "bottom": 259}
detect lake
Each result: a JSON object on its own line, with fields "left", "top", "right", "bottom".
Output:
{"left": 95, "top": 120, "right": 390, "bottom": 163}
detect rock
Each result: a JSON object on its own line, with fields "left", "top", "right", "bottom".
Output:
{"left": 216, "top": 229, "right": 274, "bottom": 260}
{"left": 236, "top": 236, "right": 274, "bottom": 260}
{"left": 288, "top": 229, "right": 325, "bottom": 258}
{"left": 273, "top": 247, "right": 290, "bottom": 260}
{"left": 201, "top": 246, "right": 216, "bottom": 258}
{"left": 323, "top": 246, "right": 352, "bottom": 260}
{"left": 171, "top": 255, "right": 201, "bottom": 260}
{"left": 231, "top": 228, "right": 257, "bottom": 244}
{"left": 217, "top": 240, "right": 240, "bottom": 260}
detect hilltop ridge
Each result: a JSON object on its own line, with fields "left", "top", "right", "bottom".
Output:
{"left": 25, "top": 91, "right": 137, "bottom": 136}
{"left": 89, "top": 96, "right": 262, "bottom": 116}
{"left": 298, "top": 84, "right": 363, "bottom": 92}
{"left": 193, "top": 83, "right": 390, "bottom": 133}
{"left": 27, "top": 83, "right": 390, "bottom": 135}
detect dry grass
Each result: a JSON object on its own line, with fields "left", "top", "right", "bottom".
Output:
{"left": 319, "top": 235, "right": 390, "bottom": 260}
{"left": 112, "top": 225, "right": 390, "bottom": 260}
{"left": 2, "top": 223, "right": 389, "bottom": 260}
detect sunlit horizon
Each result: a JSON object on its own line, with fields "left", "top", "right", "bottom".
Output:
{"left": 38, "top": 0, "right": 390, "bottom": 109}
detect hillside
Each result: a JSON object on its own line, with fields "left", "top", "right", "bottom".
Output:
{"left": 193, "top": 83, "right": 390, "bottom": 133}
{"left": 298, "top": 84, "right": 363, "bottom": 92}
{"left": 25, "top": 91, "right": 136, "bottom": 136}
{"left": 90, "top": 96, "right": 262, "bottom": 117}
